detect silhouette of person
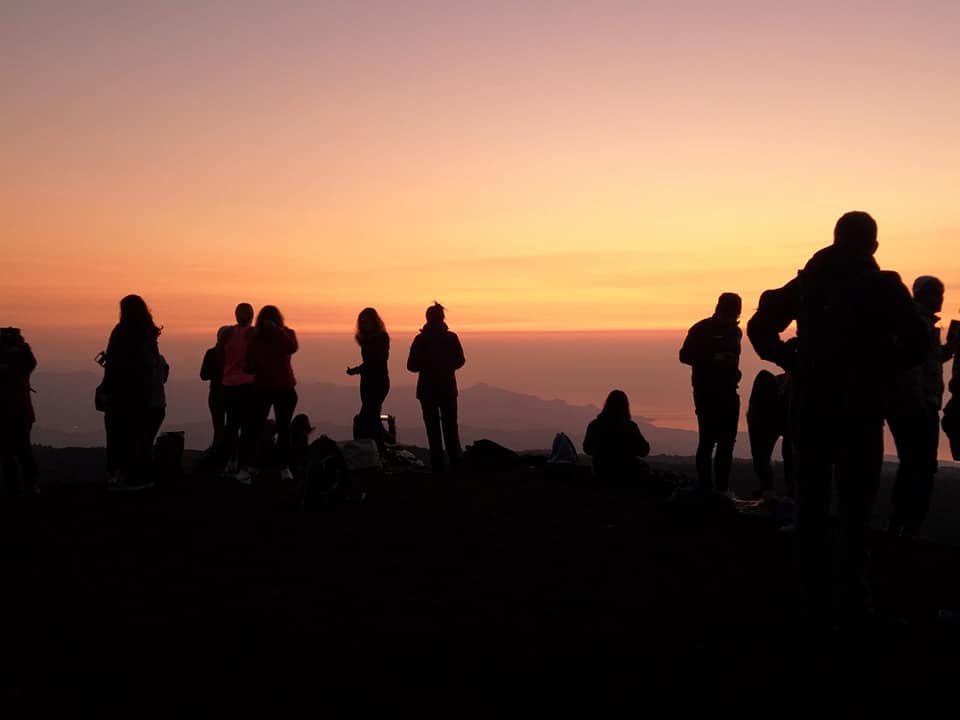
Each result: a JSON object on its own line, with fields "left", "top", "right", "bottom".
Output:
{"left": 748, "top": 211, "right": 927, "bottom": 619}
{"left": 747, "top": 369, "right": 794, "bottom": 501}
{"left": 100, "top": 295, "right": 168, "bottom": 489}
{"left": 346, "top": 308, "right": 390, "bottom": 449}
{"left": 407, "top": 302, "right": 465, "bottom": 472}
{"left": 886, "top": 276, "right": 957, "bottom": 538}
{"left": 200, "top": 332, "right": 226, "bottom": 455}
{"left": 0, "top": 327, "right": 39, "bottom": 496}
{"left": 582, "top": 389, "right": 651, "bottom": 485}
{"left": 218, "top": 303, "right": 258, "bottom": 483}
{"left": 679, "top": 292, "right": 743, "bottom": 495}
{"left": 246, "top": 305, "right": 298, "bottom": 481}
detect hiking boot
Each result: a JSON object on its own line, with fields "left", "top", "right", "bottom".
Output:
{"left": 279, "top": 467, "right": 294, "bottom": 481}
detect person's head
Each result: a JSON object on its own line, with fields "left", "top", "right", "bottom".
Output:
{"left": 256, "top": 305, "right": 284, "bottom": 329}
{"left": 833, "top": 211, "right": 878, "bottom": 255}
{"left": 601, "top": 389, "right": 631, "bottom": 423}
{"left": 425, "top": 302, "right": 445, "bottom": 326}
{"left": 291, "top": 413, "right": 314, "bottom": 442}
{"left": 235, "top": 303, "right": 254, "bottom": 327}
{"left": 118, "top": 294, "right": 161, "bottom": 338}
{"left": 715, "top": 292, "right": 742, "bottom": 324}
{"left": 356, "top": 307, "right": 386, "bottom": 343}
{"left": 913, "top": 275, "right": 945, "bottom": 314}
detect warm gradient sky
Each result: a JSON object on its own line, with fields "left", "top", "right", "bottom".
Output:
{"left": 4, "top": 1, "right": 959, "bottom": 337}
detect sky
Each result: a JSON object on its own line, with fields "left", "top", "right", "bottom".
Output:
{"left": 4, "top": 1, "right": 959, "bottom": 340}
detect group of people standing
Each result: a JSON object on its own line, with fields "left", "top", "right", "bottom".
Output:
{"left": 678, "top": 210, "right": 958, "bottom": 619}
{"left": 197, "top": 300, "right": 467, "bottom": 484}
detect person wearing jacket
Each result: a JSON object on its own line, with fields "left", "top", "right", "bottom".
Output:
{"left": 246, "top": 305, "right": 298, "bottom": 480}
{"left": 748, "top": 211, "right": 928, "bottom": 620}
{"left": 583, "top": 390, "right": 651, "bottom": 485}
{"left": 679, "top": 292, "right": 743, "bottom": 495}
{"left": 407, "top": 303, "right": 465, "bottom": 472}
{"left": 0, "top": 327, "right": 39, "bottom": 496}
{"left": 346, "top": 307, "right": 390, "bottom": 448}
{"left": 217, "top": 303, "right": 257, "bottom": 482}
{"left": 100, "top": 294, "right": 168, "bottom": 489}
{"left": 887, "top": 276, "right": 958, "bottom": 538}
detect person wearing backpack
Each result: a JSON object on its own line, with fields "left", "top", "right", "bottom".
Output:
{"left": 583, "top": 390, "right": 651, "bottom": 485}
{"left": 246, "top": 305, "right": 299, "bottom": 481}
{"left": 679, "top": 292, "right": 743, "bottom": 496}
{"left": 218, "top": 303, "right": 257, "bottom": 482}
{"left": 407, "top": 302, "right": 465, "bottom": 472}
{"left": 346, "top": 307, "right": 390, "bottom": 449}
{"left": 100, "top": 294, "right": 168, "bottom": 490}
{"left": 0, "top": 327, "right": 39, "bottom": 496}
{"left": 886, "top": 276, "right": 958, "bottom": 539}
{"left": 748, "top": 211, "right": 928, "bottom": 621}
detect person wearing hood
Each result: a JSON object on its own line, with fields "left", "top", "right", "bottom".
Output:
{"left": 583, "top": 390, "right": 651, "bottom": 485}
{"left": 407, "top": 302, "right": 465, "bottom": 472}
{"left": 748, "top": 211, "right": 927, "bottom": 620}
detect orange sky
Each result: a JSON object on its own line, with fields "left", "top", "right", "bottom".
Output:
{"left": 4, "top": 2, "right": 959, "bottom": 335}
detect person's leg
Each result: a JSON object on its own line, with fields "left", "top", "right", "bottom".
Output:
{"left": 793, "top": 410, "right": 836, "bottom": 621}
{"left": 903, "top": 406, "right": 940, "bottom": 534}
{"left": 358, "top": 379, "right": 387, "bottom": 443}
{"left": 0, "top": 425, "right": 19, "bottom": 495}
{"left": 693, "top": 390, "right": 717, "bottom": 491}
{"left": 420, "top": 400, "right": 444, "bottom": 471}
{"left": 835, "top": 415, "right": 884, "bottom": 614}
{"left": 132, "top": 407, "right": 164, "bottom": 484}
{"left": 748, "top": 412, "right": 777, "bottom": 495}
{"left": 17, "top": 422, "right": 39, "bottom": 494}
{"left": 274, "top": 388, "right": 298, "bottom": 468}
{"left": 250, "top": 389, "right": 273, "bottom": 468}
{"left": 209, "top": 388, "right": 227, "bottom": 455}
{"left": 886, "top": 409, "right": 913, "bottom": 533}
{"left": 439, "top": 397, "right": 462, "bottom": 466}
{"left": 108, "top": 407, "right": 137, "bottom": 480}
{"left": 237, "top": 384, "right": 259, "bottom": 469}
{"left": 713, "top": 393, "right": 740, "bottom": 493}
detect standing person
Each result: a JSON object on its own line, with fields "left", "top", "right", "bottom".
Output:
{"left": 679, "top": 292, "right": 743, "bottom": 496}
{"left": 200, "top": 333, "right": 226, "bottom": 455}
{"left": 886, "top": 276, "right": 957, "bottom": 538}
{"left": 407, "top": 302, "right": 465, "bottom": 472}
{"left": 100, "top": 295, "right": 168, "bottom": 489}
{"left": 246, "top": 305, "right": 298, "bottom": 481}
{"left": 346, "top": 308, "right": 390, "bottom": 448}
{"left": 748, "top": 211, "right": 927, "bottom": 621}
{"left": 218, "top": 303, "right": 257, "bottom": 482}
{"left": 0, "top": 327, "right": 39, "bottom": 496}
{"left": 582, "top": 389, "right": 651, "bottom": 486}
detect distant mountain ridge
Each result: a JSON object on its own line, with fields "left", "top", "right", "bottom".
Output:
{"left": 29, "top": 371, "right": 750, "bottom": 456}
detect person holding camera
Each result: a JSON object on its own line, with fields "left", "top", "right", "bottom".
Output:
{"left": 0, "top": 327, "right": 39, "bottom": 496}
{"left": 99, "top": 295, "right": 168, "bottom": 489}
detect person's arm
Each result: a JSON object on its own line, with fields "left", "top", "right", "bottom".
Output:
{"left": 20, "top": 342, "right": 37, "bottom": 375}
{"left": 407, "top": 336, "right": 422, "bottom": 373}
{"left": 451, "top": 333, "right": 465, "bottom": 370}
{"left": 747, "top": 278, "right": 801, "bottom": 372}
{"left": 678, "top": 324, "right": 703, "bottom": 367}
{"left": 583, "top": 420, "right": 596, "bottom": 456}
{"left": 630, "top": 423, "right": 651, "bottom": 458}
{"left": 883, "top": 273, "right": 929, "bottom": 371}
{"left": 278, "top": 327, "right": 299, "bottom": 355}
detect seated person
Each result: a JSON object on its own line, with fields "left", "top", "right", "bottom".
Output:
{"left": 583, "top": 390, "right": 651, "bottom": 485}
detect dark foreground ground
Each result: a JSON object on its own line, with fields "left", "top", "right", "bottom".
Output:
{"left": 4, "top": 449, "right": 960, "bottom": 700}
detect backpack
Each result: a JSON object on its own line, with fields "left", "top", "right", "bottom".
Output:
{"left": 303, "top": 435, "right": 349, "bottom": 506}
{"left": 464, "top": 438, "right": 521, "bottom": 471}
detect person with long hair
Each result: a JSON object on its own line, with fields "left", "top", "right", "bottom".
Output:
{"left": 583, "top": 389, "right": 651, "bottom": 485}
{"left": 246, "top": 305, "right": 298, "bottom": 480}
{"left": 407, "top": 302, "right": 465, "bottom": 472}
{"left": 346, "top": 307, "right": 390, "bottom": 447}
{"left": 100, "top": 294, "right": 168, "bottom": 489}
